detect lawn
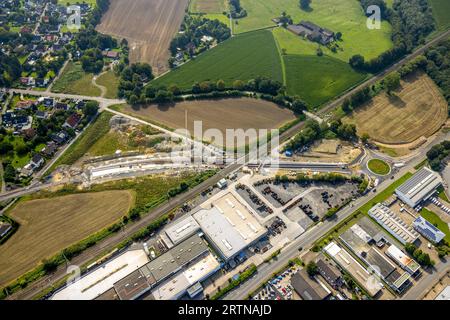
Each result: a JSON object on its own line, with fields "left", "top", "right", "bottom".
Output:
{"left": 47, "top": 111, "right": 113, "bottom": 172}
{"left": 235, "top": 0, "right": 393, "bottom": 60}
{"left": 283, "top": 54, "right": 367, "bottom": 108}
{"left": 51, "top": 61, "right": 101, "bottom": 97}
{"left": 429, "top": 0, "right": 450, "bottom": 30}
{"left": 420, "top": 208, "right": 450, "bottom": 243}
{"left": 150, "top": 29, "right": 283, "bottom": 90}
{"left": 190, "top": 0, "right": 227, "bottom": 13}
{"left": 367, "top": 159, "right": 391, "bottom": 175}
{"left": 1, "top": 135, "right": 31, "bottom": 169}
{"left": 96, "top": 70, "right": 120, "bottom": 99}
{"left": 0, "top": 190, "right": 133, "bottom": 287}
{"left": 437, "top": 185, "right": 449, "bottom": 203}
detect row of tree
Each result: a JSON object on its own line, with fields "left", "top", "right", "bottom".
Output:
{"left": 350, "top": 0, "right": 435, "bottom": 74}
{"left": 284, "top": 118, "right": 358, "bottom": 152}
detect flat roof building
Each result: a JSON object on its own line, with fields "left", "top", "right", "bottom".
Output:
{"left": 193, "top": 193, "right": 267, "bottom": 260}
{"left": 52, "top": 249, "right": 150, "bottom": 300}
{"left": 385, "top": 244, "right": 420, "bottom": 275}
{"left": 163, "top": 215, "right": 200, "bottom": 246}
{"left": 413, "top": 216, "right": 446, "bottom": 244}
{"left": 395, "top": 167, "right": 442, "bottom": 208}
{"left": 435, "top": 286, "right": 450, "bottom": 300}
{"left": 339, "top": 224, "right": 411, "bottom": 293}
{"left": 368, "top": 203, "right": 419, "bottom": 245}
{"left": 324, "top": 242, "right": 383, "bottom": 297}
{"left": 291, "top": 269, "right": 331, "bottom": 300}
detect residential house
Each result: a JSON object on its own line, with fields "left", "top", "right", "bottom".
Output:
{"left": 63, "top": 113, "right": 81, "bottom": 129}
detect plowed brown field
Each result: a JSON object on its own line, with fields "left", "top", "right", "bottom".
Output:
{"left": 96, "top": 0, "right": 189, "bottom": 75}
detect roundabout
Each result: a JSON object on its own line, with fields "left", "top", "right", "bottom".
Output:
{"left": 367, "top": 158, "right": 391, "bottom": 176}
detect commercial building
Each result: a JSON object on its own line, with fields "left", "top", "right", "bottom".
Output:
{"left": 291, "top": 269, "right": 331, "bottom": 300}
{"left": 339, "top": 224, "right": 412, "bottom": 294}
{"left": 413, "top": 216, "right": 446, "bottom": 244}
{"left": 395, "top": 167, "right": 443, "bottom": 208}
{"left": 52, "top": 234, "right": 219, "bottom": 300}
{"left": 324, "top": 242, "right": 383, "bottom": 297}
{"left": 435, "top": 286, "right": 450, "bottom": 300}
{"left": 162, "top": 215, "right": 200, "bottom": 246}
{"left": 385, "top": 244, "right": 420, "bottom": 275}
{"left": 316, "top": 259, "right": 342, "bottom": 289}
{"left": 193, "top": 193, "right": 267, "bottom": 260}
{"left": 368, "top": 203, "right": 419, "bottom": 245}
{"left": 52, "top": 248, "right": 151, "bottom": 300}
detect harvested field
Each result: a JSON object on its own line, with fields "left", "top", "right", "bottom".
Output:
{"left": 116, "top": 98, "right": 296, "bottom": 144}
{"left": 344, "top": 72, "right": 448, "bottom": 144}
{"left": 0, "top": 191, "right": 133, "bottom": 287}
{"left": 96, "top": 0, "right": 189, "bottom": 75}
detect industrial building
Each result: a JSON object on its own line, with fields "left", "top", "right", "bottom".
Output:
{"left": 291, "top": 269, "right": 331, "bottom": 300}
{"left": 413, "top": 216, "right": 446, "bottom": 244}
{"left": 395, "top": 167, "right": 443, "bottom": 208}
{"left": 316, "top": 259, "right": 342, "bottom": 289}
{"left": 435, "top": 286, "right": 450, "bottom": 300}
{"left": 52, "top": 234, "right": 220, "bottom": 300}
{"left": 324, "top": 242, "right": 383, "bottom": 297}
{"left": 339, "top": 224, "right": 412, "bottom": 293}
{"left": 385, "top": 244, "right": 420, "bottom": 276}
{"left": 368, "top": 203, "right": 419, "bottom": 245}
{"left": 161, "top": 215, "right": 200, "bottom": 247}
{"left": 193, "top": 193, "right": 267, "bottom": 261}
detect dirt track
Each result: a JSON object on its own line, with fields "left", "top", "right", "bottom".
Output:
{"left": 96, "top": 0, "right": 189, "bottom": 75}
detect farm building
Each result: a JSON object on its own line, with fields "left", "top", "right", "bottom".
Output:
{"left": 413, "top": 216, "right": 446, "bottom": 244}
{"left": 368, "top": 203, "right": 419, "bottom": 245}
{"left": 193, "top": 193, "right": 267, "bottom": 261}
{"left": 291, "top": 269, "right": 331, "bottom": 300}
{"left": 395, "top": 167, "right": 443, "bottom": 208}
{"left": 287, "top": 20, "right": 335, "bottom": 45}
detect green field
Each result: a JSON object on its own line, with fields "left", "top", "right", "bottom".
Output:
{"left": 51, "top": 62, "right": 101, "bottom": 97}
{"left": 367, "top": 159, "right": 391, "bottom": 175}
{"left": 429, "top": 0, "right": 450, "bottom": 30}
{"left": 47, "top": 111, "right": 113, "bottom": 173}
{"left": 420, "top": 208, "right": 450, "bottom": 243}
{"left": 190, "top": 0, "right": 227, "bottom": 13}
{"left": 283, "top": 54, "right": 367, "bottom": 107}
{"left": 96, "top": 71, "right": 119, "bottom": 99}
{"left": 150, "top": 30, "right": 283, "bottom": 90}
{"left": 235, "top": 0, "right": 393, "bottom": 60}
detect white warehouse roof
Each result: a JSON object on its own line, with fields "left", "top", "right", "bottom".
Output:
{"left": 193, "top": 193, "right": 266, "bottom": 260}
{"left": 395, "top": 167, "right": 443, "bottom": 207}
{"left": 164, "top": 215, "right": 200, "bottom": 245}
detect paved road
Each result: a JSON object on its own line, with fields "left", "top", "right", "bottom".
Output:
{"left": 9, "top": 88, "right": 125, "bottom": 108}
{"left": 4, "top": 29, "right": 450, "bottom": 299}
{"left": 224, "top": 137, "right": 446, "bottom": 300}
{"left": 316, "top": 29, "right": 450, "bottom": 118}
{"left": 401, "top": 260, "right": 449, "bottom": 300}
